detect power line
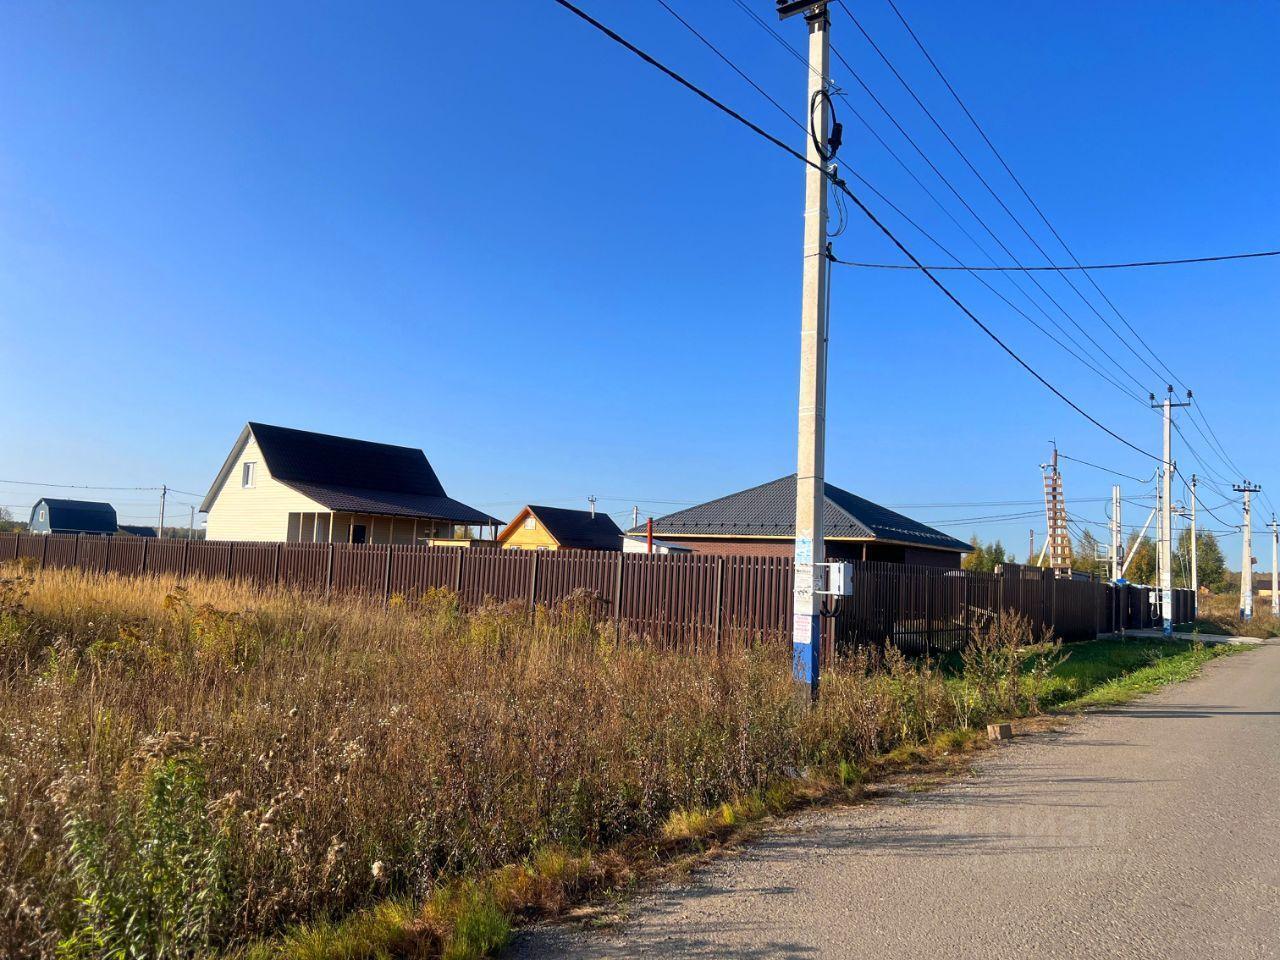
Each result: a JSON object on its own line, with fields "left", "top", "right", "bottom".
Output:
{"left": 549, "top": 0, "right": 1159, "bottom": 463}
{"left": 824, "top": 40, "right": 1153, "bottom": 399}
{"left": 876, "top": 0, "right": 1183, "bottom": 392}
{"left": 828, "top": 248, "right": 1280, "bottom": 271}
{"left": 0, "top": 478, "right": 163, "bottom": 491}
{"left": 654, "top": 0, "right": 803, "bottom": 135}
{"left": 831, "top": 1, "right": 1165, "bottom": 393}
{"left": 877, "top": 0, "right": 1262, "bottom": 497}
{"left": 1056, "top": 454, "right": 1154, "bottom": 484}
{"left": 725, "top": 0, "right": 1152, "bottom": 407}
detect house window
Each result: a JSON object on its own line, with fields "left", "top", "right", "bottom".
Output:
{"left": 524, "top": 517, "right": 535, "bottom": 529}
{"left": 241, "top": 462, "right": 256, "bottom": 488}
{"left": 38, "top": 509, "right": 45, "bottom": 522}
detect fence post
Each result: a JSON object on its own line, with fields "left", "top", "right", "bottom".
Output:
{"left": 326, "top": 543, "right": 335, "bottom": 597}
{"left": 102, "top": 536, "right": 111, "bottom": 575}
{"left": 141, "top": 538, "right": 149, "bottom": 576}
{"left": 454, "top": 549, "right": 464, "bottom": 595}
{"left": 40, "top": 534, "right": 49, "bottom": 570}
{"left": 613, "top": 553, "right": 625, "bottom": 640}
{"left": 924, "top": 573, "right": 933, "bottom": 654}
{"left": 713, "top": 556, "right": 724, "bottom": 651}
{"left": 384, "top": 545, "right": 393, "bottom": 602}
{"left": 273, "top": 543, "right": 281, "bottom": 586}
{"left": 181, "top": 540, "right": 190, "bottom": 579}
{"left": 528, "top": 550, "right": 540, "bottom": 613}
{"left": 226, "top": 543, "right": 235, "bottom": 581}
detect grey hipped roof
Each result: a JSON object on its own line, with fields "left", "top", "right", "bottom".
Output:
{"left": 630, "top": 475, "right": 971, "bottom": 553}
{"left": 201, "top": 423, "right": 499, "bottom": 525}
{"left": 512, "top": 505, "right": 624, "bottom": 551}
{"left": 32, "top": 498, "right": 118, "bottom": 534}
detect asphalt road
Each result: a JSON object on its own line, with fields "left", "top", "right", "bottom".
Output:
{"left": 510, "top": 645, "right": 1280, "bottom": 960}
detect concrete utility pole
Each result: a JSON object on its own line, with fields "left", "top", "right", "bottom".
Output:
{"left": 783, "top": 0, "right": 832, "bottom": 697}
{"left": 157, "top": 484, "right": 167, "bottom": 539}
{"left": 1110, "top": 484, "right": 1123, "bottom": 582}
{"left": 1151, "top": 387, "right": 1191, "bottom": 636}
{"left": 632, "top": 505, "right": 640, "bottom": 530}
{"left": 1189, "top": 474, "right": 1198, "bottom": 596}
{"left": 587, "top": 495, "right": 597, "bottom": 519}
{"left": 188, "top": 505, "right": 196, "bottom": 540}
{"left": 1271, "top": 515, "right": 1279, "bottom": 617}
{"left": 1234, "top": 482, "right": 1262, "bottom": 620}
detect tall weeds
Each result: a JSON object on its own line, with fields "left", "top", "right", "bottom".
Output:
{"left": 0, "top": 566, "right": 1053, "bottom": 959}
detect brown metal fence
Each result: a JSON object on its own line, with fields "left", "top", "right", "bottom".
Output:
{"left": 0, "top": 533, "right": 1195, "bottom": 653}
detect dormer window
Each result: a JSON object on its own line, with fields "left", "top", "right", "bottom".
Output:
{"left": 242, "top": 462, "right": 256, "bottom": 488}
{"left": 524, "top": 516, "right": 535, "bottom": 529}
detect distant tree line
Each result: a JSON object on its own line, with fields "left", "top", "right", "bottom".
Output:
{"left": 962, "top": 527, "right": 1229, "bottom": 592}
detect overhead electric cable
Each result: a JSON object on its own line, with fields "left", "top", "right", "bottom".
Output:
{"left": 1056, "top": 454, "right": 1154, "bottom": 484}
{"left": 824, "top": 41, "right": 1152, "bottom": 397}
{"left": 726, "top": 0, "right": 1150, "bottom": 406}
{"left": 831, "top": 2, "right": 1163, "bottom": 392}
{"left": 876, "top": 0, "right": 1184, "bottom": 390}
{"left": 549, "top": 0, "right": 1160, "bottom": 462}
{"left": 828, "top": 249, "right": 1280, "bottom": 271}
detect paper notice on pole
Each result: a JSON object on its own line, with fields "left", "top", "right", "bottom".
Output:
{"left": 793, "top": 612, "right": 813, "bottom": 645}
{"left": 794, "top": 562, "right": 814, "bottom": 603}
{"left": 795, "top": 537, "right": 813, "bottom": 565}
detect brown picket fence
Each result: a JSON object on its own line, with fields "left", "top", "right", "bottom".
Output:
{"left": 0, "top": 533, "right": 1194, "bottom": 656}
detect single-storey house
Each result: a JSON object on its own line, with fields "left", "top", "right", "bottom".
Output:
{"left": 628, "top": 475, "right": 971, "bottom": 568}
{"left": 28, "top": 498, "right": 118, "bottom": 536}
{"left": 622, "top": 534, "right": 692, "bottom": 555}
{"left": 200, "top": 422, "right": 500, "bottom": 544}
{"left": 497, "top": 505, "right": 623, "bottom": 551}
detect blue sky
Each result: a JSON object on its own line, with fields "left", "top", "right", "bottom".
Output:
{"left": 1, "top": 1, "right": 1276, "bottom": 565}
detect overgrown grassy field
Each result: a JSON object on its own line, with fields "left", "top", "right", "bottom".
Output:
{"left": 0, "top": 564, "right": 1239, "bottom": 960}
{"left": 1193, "top": 590, "right": 1280, "bottom": 638}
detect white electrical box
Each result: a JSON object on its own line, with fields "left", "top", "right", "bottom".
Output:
{"left": 826, "top": 562, "right": 854, "bottom": 597}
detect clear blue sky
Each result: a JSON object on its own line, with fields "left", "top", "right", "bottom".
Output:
{"left": 2, "top": 1, "right": 1276, "bottom": 565}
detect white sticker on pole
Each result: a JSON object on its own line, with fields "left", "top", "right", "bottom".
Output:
{"left": 793, "top": 612, "right": 813, "bottom": 645}
{"left": 795, "top": 537, "right": 813, "bottom": 565}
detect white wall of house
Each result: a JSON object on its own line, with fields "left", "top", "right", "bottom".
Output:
{"left": 205, "top": 436, "right": 326, "bottom": 542}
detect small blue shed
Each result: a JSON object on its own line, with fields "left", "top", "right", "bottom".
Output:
{"left": 28, "top": 498, "right": 118, "bottom": 536}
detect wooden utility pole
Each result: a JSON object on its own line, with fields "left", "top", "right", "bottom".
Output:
{"left": 784, "top": 0, "right": 832, "bottom": 698}
{"left": 1234, "top": 482, "right": 1261, "bottom": 620}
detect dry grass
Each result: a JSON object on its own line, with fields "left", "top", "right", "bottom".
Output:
{"left": 0, "top": 566, "right": 1077, "bottom": 959}
{"left": 1194, "top": 590, "right": 1280, "bottom": 638}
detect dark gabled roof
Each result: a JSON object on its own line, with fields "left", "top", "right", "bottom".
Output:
{"left": 507, "top": 505, "right": 624, "bottom": 551}
{"left": 201, "top": 423, "right": 497, "bottom": 524}
{"left": 116, "top": 524, "right": 158, "bottom": 537}
{"left": 32, "top": 498, "right": 118, "bottom": 534}
{"left": 249, "top": 422, "right": 446, "bottom": 495}
{"left": 629, "top": 475, "right": 971, "bottom": 553}
{"left": 281, "top": 482, "right": 500, "bottom": 526}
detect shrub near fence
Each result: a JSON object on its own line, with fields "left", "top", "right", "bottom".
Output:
{"left": 0, "top": 533, "right": 1194, "bottom": 654}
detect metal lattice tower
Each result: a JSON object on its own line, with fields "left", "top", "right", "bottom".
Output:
{"left": 1041, "top": 446, "right": 1072, "bottom": 577}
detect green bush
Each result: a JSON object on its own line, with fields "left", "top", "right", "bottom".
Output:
{"left": 58, "top": 749, "right": 231, "bottom": 960}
